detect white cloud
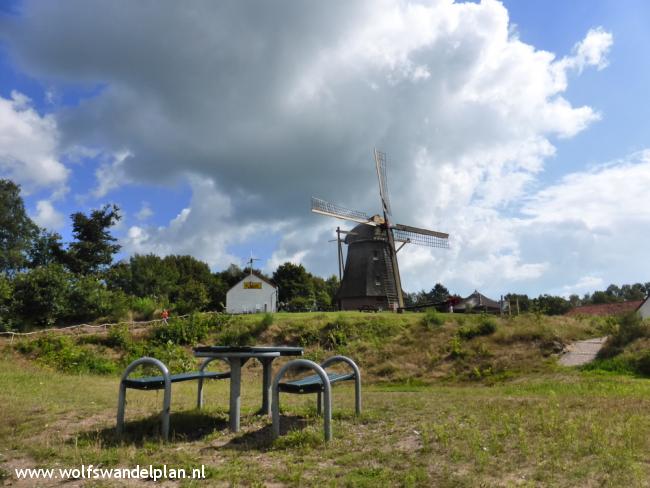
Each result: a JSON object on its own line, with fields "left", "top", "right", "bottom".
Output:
{"left": 135, "top": 202, "right": 153, "bottom": 221}
{"left": 122, "top": 177, "right": 289, "bottom": 269}
{"left": 3, "top": 1, "right": 625, "bottom": 296}
{"left": 568, "top": 27, "right": 613, "bottom": 72}
{"left": 92, "top": 149, "right": 132, "bottom": 198}
{"left": 521, "top": 150, "right": 650, "bottom": 229}
{"left": 32, "top": 199, "right": 64, "bottom": 230}
{"left": 0, "top": 91, "right": 67, "bottom": 192}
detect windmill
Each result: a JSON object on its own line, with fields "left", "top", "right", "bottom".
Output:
{"left": 312, "top": 149, "right": 449, "bottom": 311}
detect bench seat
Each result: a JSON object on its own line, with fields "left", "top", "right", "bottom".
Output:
{"left": 122, "top": 371, "right": 231, "bottom": 390}
{"left": 279, "top": 372, "right": 355, "bottom": 394}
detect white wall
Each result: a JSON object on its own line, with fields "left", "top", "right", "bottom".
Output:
{"left": 226, "top": 275, "right": 277, "bottom": 314}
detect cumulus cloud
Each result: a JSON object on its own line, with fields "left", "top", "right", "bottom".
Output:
{"left": 135, "top": 202, "right": 153, "bottom": 221}
{"left": 32, "top": 199, "right": 65, "bottom": 230}
{"left": 2, "top": 0, "right": 626, "bottom": 295}
{"left": 0, "top": 91, "right": 67, "bottom": 191}
{"left": 92, "top": 149, "right": 132, "bottom": 198}
{"left": 122, "top": 177, "right": 289, "bottom": 269}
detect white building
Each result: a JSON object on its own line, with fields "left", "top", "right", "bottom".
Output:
{"left": 226, "top": 273, "right": 277, "bottom": 314}
{"left": 638, "top": 295, "right": 650, "bottom": 319}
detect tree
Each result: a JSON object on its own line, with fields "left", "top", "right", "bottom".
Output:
{"left": 66, "top": 204, "right": 121, "bottom": 275}
{"left": 126, "top": 254, "right": 179, "bottom": 299}
{"left": 272, "top": 262, "right": 313, "bottom": 304}
{"left": 0, "top": 180, "right": 38, "bottom": 275}
{"left": 28, "top": 229, "right": 66, "bottom": 268}
{"left": 11, "top": 264, "right": 71, "bottom": 329}
{"left": 428, "top": 283, "right": 450, "bottom": 303}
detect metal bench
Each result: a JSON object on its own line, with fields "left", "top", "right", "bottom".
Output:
{"left": 272, "top": 355, "right": 361, "bottom": 441}
{"left": 116, "top": 356, "right": 230, "bottom": 441}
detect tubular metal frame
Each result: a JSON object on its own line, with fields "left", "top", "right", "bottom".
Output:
{"left": 117, "top": 357, "right": 172, "bottom": 441}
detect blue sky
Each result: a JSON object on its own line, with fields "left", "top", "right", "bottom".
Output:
{"left": 0, "top": 0, "right": 648, "bottom": 298}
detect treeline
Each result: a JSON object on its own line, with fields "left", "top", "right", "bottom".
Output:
{"left": 0, "top": 179, "right": 339, "bottom": 331}
{"left": 405, "top": 282, "right": 649, "bottom": 316}
{"left": 505, "top": 283, "right": 650, "bottom": 316}
{"left": 2, "top": 178, "right": 648, "bottom": 330}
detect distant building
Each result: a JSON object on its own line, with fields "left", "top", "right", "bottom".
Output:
{"left": 226, "top": 273, "right": 277, "bottom": 314}
{"left": 637, "top": 296, "right": 650, "bottom": 319}
{"left": 452, "top": 290, "right": 502, "bottom": 314}
{"left": 566, "top": 300, "right": 643, "bottom": 317}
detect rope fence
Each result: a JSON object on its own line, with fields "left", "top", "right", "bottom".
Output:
{"left": 0, "top": 310, "right": 224, "bottom": 343}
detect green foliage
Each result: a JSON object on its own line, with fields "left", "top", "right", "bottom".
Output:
{"left": 151, "top": 313, "right": 212, "bottom": 345}
{"left": 64, "top": 275, "right": 114, "bottom": 323}
{"left": 457, "top": 316, "right": 497, "bottom": 340}
{"left": 599, "top": 312, "right": 649, "bottom": 358}
{"left": 217, "top": 316, "right": 267, "bottom": 346}
{"left": 273, "top": 262, "right": 314, "bottom": 304}
{"left": 10, "top": 264, "right": 71, "bottom": 329}
{"left": 66, "top": 204, "right": 121, "bottom": 275}
{"left": 172, "top": 279, "right": 210, "bottom": 315}
{"left": 0, "top": 179, "right": 38, "bottom": 275}
{"left": 422, "top": 308, "right": 444, "bottom": 329}
{"left": 106, "top": 323, "right": 132, "bottom": 349}
{"left": 273, "top": 428, "right": 323, "bottom": 450}
{"left": 448, "top": 335, "right": 465, "bottom": 358}
{"left": 261, "top": 312, "right": 274, "bottom": 327}
{"left": 130, "top": 296, "right": 159, "bottom": 320}
{"left": 16, "top": 335, "right": 118, "bottom": 374}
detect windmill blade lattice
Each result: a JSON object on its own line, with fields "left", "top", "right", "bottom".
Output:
{"left": 374, "top": 149, "right": 392, "bottom": 216}
{"left": 392, "top": 226, "right": 449, "bottom": 249}
{"left": 311, "top": 197, "right": 376, "bottom": 226}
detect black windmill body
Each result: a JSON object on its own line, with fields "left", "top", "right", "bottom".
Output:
{"left": 312, "top": 149, "right": 450, "bottom": 311}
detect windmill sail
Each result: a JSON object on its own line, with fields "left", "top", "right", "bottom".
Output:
{"left": 392, "top": 223, "right": 449, "bottom": 248}
{"left": 311, "top": 197, "right": 377, "bottom": 226}
{"left": 374, "top": 149, "right": 392, "bottom": 216}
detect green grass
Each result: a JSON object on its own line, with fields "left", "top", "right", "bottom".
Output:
{"left": 1, "top": 354, "right": 650, "bottom": 486}
{"left": 2, "top": 311, "right": 649, "bottom": 486}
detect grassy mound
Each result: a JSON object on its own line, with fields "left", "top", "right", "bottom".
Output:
{"left": 5, "top": 311, "right": 610, "bottom": 383}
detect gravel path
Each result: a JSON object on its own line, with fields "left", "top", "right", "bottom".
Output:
{"left": 558, "top": 337, "right": 608, "bottom": 366}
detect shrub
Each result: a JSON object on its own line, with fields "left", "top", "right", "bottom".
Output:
{"left": 16, "top": 335, "right": 118, "bottom": 375}
{"left": 173, "top": 279, "right": 210, "bottom": 315}
{"left": 457, "top": 316, "right": 497, "bottom": 340}
{"left": 130, "top": 296, "right": 158, "bottom": 320}
{"left": 260, "top": 312, "right": 274, "bottom": 328}
{"left": 217, "top": 316, "right": 265, "bottom": 346}
{"left": 106, "top": 323, "right": 132, "bottom": 349}
{"left": 422, "top": 309, "right": 444, "bottom": 329}
{"left": 10, "top": 264, "right": 71, "bottom": 329}
{"left": 64, "top": 275, "right": 113, "bottom": 323}
{"left": 151, "top": 313, "right": 211, "bottom": 345}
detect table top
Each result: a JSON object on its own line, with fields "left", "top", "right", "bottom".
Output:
{"left": 193, "top": 345, "right": 303, "bottom": 357}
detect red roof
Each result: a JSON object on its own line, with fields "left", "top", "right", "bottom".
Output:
{"left": 565, "top": 300, "right": 643, "bottom": 317}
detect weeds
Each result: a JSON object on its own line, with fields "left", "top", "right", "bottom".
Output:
{"left": 422, "top": 308, "right": 445, "bottom": 329}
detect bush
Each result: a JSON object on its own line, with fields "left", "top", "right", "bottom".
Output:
{"left": 261, "top": 312, "right": 274, "bottom": 328}
{"left": 173, "top": 279, "right": 210, "bottom": 315}
{"left": 106, "top": 323, "right": 132, "bottom": 349}
{"left": 151, "top": 313, "right": 211, "bottom": 345}
{"left": 599, "top": 312, "right": 649, "bottom": 358}
{"left": 458, "top": 316, "right": 497, "bottom": 340}
{"left": 422, "top": 309, "right": 444, "bottom": 329}
{"left": 217, "top": 316, "right": 265, "bottom": 346}
{"left": 64, "top": 275, "right": 114, "bottom": 323}
{"left": 11, "top": 264, "right": 71, "bottom": 329}
{"left": 130, "top": 296, "right": 158, "bottom": 320}
{"left": 16, "top": 335, "right": 118, "bottom": 375}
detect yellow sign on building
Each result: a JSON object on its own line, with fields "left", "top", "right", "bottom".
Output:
{"left": 243, "top": 281, "right": 262, "bottom": 289}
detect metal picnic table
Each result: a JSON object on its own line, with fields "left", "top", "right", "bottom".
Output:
{"left": 193, "top": 345, "right": 303, "bottom": 432}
